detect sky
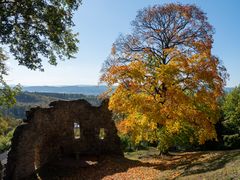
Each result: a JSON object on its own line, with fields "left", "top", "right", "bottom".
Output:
{"left": 5, "top": 0, "right": 240, "bottom": 87}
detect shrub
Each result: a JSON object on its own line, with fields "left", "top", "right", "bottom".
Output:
{"left": 0, "top": 129, "right": 14, "bottom": 153}
{"left": 119, "top": 134, "right": 135, "bottom": 152}
{"left": 223, "top": 134, "right": 240, "bottom": 149}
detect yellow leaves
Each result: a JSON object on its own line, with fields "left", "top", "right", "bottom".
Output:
{"left": 101, "top": 38, "right": 225, "bottom": 147}
{"left": 116, "top": 119, "right": 131, "bottom": 135}
{"left": 117, "top": 112, "right": 159, "bottom": 144}
{"left": 97, "top": 3, "right": 230, "bottom": 151}
{"left": 198, "top": 126, "right": 217, "bottom": 145}
{"left": 192, "top": 40, "right": 212, "bottom": 54}
{"left": 107, "top": 59, "right": 222, "bottom": 144}
{"left": 109, "top": 65, "right": 128, "bottom": 75}
{"left": 101, "top": 61, "right": 147, "bottom": 88}
{"left": 166, "top": 121, "right": 181, "bottom": 134}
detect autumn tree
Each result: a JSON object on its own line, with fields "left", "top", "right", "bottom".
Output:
{"left": 100, "top": 4, "right": 228, "bottom": 153}
{"left": 0, "top": 0, "right": 81, "bottom": 108}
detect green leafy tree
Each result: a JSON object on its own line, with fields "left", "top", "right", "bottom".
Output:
{"left": 0, "top": 0, "right": 81, "bottom": 70}
{"left": 0, "top": 0, "right": 82, "bottom": 108}
{"left": 223, "top": 86, "right": 240, "bottom": 134}
{"left": 222, "top": 86, "right": 240, "bottom": 148}
{"left": 0, "top": 116, "right": 20, "bottom": 152}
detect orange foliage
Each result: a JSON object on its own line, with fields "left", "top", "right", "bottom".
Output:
{"left": 100, "top": 3, "right": 227, "bottom": 146}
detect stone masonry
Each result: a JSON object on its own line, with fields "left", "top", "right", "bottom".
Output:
{"left": 0, "top": 161, "right": 2, "bottom": 180}
{"left": 4, "top": 99, "right": 122, "bottom": 180}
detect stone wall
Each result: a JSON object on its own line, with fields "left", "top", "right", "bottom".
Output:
{"left": 5, "top": 99, "right": 122, "bottom": 180}
{"left": 0, "top": 161, "right": 2, "bottom": 180}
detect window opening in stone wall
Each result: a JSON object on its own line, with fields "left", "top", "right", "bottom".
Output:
{"left": 99, "top": 128, "right": 106, "bottom": 140}
{"left": 74, "top": 122, "right": 80, "bottom": 139}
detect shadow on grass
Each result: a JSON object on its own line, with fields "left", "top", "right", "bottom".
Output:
{"left": 27, "top": 155, "right": 154, "bottom": 180}
{"left": 137, "top": 149, "right": 240, "bottom": 178}
{"left": 26, "top": 150, "right": 240, "bottom": 180}
{"left": 174, "top": 150, "right": 240, "bottom": 178}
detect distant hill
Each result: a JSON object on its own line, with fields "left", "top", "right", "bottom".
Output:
{"left": 1, "top": 92, "right": 101, "bottom": 119}
{"left": 21, "top": 85, "right": 233, "bottom": 95}
{"left": 224, "top": 87, "right": 234, "bottom": 93}
{"left": 2, "top": 85, "right": 111, "bottom": 119}
{"left": 22, "top": 85, "right": 108, "bottom": 95}
{"left": 2, "top": 86, "right": 234, "bottom": 119}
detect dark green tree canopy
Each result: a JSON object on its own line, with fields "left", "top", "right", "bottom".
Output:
{"left": 0, "top": 0, "right": 81, "bottom": 108}
{"left": 223, "top": 86, "right": 240, "bottom": 134}
{"left": 0, "top": 0, "right": 82, "bottom": 70}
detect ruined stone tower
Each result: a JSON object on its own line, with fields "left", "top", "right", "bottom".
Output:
{"left": 5, "top": 99, "right": 122, "bottom": 179}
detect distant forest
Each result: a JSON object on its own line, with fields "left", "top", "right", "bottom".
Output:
{"left": 0, "top": 86, "right": 233, "bottom": 120}
{"left": 1, "top": 92, "right": 101, "bottom": 119}
{"left": 21, "top": 85, "right": 109, "bottom": 95}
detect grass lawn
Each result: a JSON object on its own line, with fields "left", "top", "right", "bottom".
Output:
{"left": 123, "top": 147, "right": 240, "bottom": 180}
